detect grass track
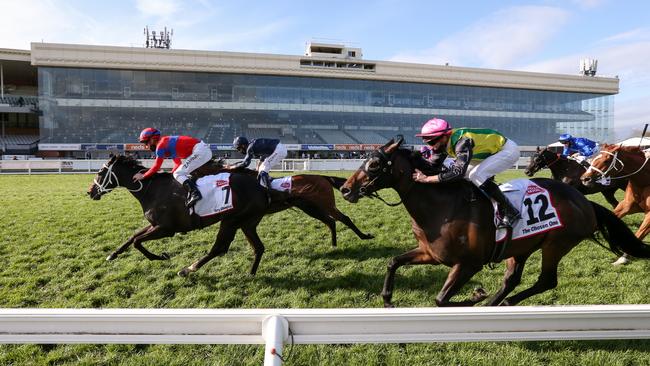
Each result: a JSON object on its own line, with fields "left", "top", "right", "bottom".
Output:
{"left": 1, "top": 170, "right": 649, "bottom": 365}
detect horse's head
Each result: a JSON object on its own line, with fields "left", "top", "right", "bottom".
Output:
{"left": 87, "top": 155, "right": 145, "bottom": 200}
{"left": 525, "top": 147, "right": 559, "bottom": 177}
{"left": 580, "top": 144, "right": 622, "bottom": 187}
{"left": 341, "top": 136, "right": 427, "bottom": 203}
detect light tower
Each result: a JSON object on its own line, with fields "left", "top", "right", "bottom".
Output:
{"left": 579, "top": 58, "right": 598, "bottom": 76}
{"left": 144, "top": 26, "right": 174, "bottom": 49}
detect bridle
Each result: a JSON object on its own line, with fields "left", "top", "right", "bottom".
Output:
{"left": 358, "top": 148, "right": 402, "bottom": 207}
{"left": 93, "top": 160, "right": 144, "bottom": 195}
{"left": 530, "top": 150, "right": 561, "bottom": 173}
{"left": 586, "top": 149, "right": 650, "bottom": 184}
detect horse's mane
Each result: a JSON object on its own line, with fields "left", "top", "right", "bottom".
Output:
{"left": 115, "top": 154, "right": 146, "bottom": 170}
{"left": 395, "top": 148, "right": 444, "bottom": 175}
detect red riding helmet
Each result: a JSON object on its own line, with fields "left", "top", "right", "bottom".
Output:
{"left": 139, "top": 128, "right": 161, "bottom": 143}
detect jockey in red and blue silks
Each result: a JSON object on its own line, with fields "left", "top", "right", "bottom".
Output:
{"left": 132, "top": 128, "right": 212, "bottom": 208}
{"left": 558, "top": 133, "right": 599, "bottom": 168}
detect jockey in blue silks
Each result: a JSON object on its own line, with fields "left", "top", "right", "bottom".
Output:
{"left": 558, "top": 134, "right": 599, "bottom": 168}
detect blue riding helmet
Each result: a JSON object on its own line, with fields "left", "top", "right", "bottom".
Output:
{"left": 558, "top": 133, "right": 573, "bottom": 143}
{"left": 233, "top": 136, "right": 249, "bottom": 149}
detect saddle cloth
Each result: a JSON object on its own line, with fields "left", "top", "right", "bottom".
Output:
{"left": 270, "top": 176, "right": 292, "bottom": 192}
{"left": 193, "top": 173, "right": 235, "bottom": 217}
{"left": 494, "top": 179, "right": 563, "bottom": 242}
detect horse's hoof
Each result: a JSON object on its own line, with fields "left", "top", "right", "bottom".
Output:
{"left": 160, "top": 252, "right": 171, "bottom": 260}
{"left": 612, "top": 256, "right": 630, "bottom": 265}
{"left": 500, "top": 299, "right": 512, "bottom": 306}
{"left": 472, "top": 287, "right": 489, "bottom": 301}
{"left": 106, "top": 253, "right": 117, "bottom": 261}
{"left": 384, "top": 302, "right": 395, "bottom": 308}
{"left": 178, "top": 268, "right": 190, "bottom": 277}
{"left": 362, "top": 233, "right": 375, "bottom": 240}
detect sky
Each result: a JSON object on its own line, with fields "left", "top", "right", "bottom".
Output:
{"left": 1, "top": 0, "right": 649, "bottom": 139}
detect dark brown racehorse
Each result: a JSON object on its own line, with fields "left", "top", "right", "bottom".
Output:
{"left": 340, "top": 138, "right": 650, "bottom": 307}
{"left": 87, "top": 155, "right": 371, "bottom": 276}
{"left": 525, "top": 147, "right": 626, "bottom": 208}
{"left": 581, "top": 144, "right": 650, "bottom": 263}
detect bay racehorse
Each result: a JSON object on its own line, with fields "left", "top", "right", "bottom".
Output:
{"left": 581, "top": 144, "right": 650, "bottom": 264}
{"left": 340, "top": 138, "right": 650, "bottom": 307}
{"left": 194, "top": 159, "right": 373, "bottom": 247}
{"left": 87, "top": 155, "right": 371, "bottom": 276}
{"left": 525, "top": 147, "right": 626, "bottom": 208}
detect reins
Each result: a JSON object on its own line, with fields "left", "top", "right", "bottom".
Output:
{"left": 587, "top": 150, "right": 650, "bottom": 182}
{"left": 93, "top": 161, "right": 144, "bottom": 194}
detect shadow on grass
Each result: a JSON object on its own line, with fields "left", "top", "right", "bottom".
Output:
{"left": 518, "top": 338, "right": 650, "bottom": 353}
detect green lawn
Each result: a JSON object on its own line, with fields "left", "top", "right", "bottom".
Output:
{"left": 1, "top": 170, "right": 649, "bottom": 365}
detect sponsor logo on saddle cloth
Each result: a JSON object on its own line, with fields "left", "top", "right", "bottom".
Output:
{"left": 495, "top": 179, "right": 563, "bottom": 242}
{"left": 193, "top": 173, "right": 234, "bottom": 217}
{"left": 269, "top": 176, "right": 292, "bottom": 192}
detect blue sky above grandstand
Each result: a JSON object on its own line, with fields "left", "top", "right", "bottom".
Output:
{"left": 2, "top": 0, "right": 649, "bottom": 137}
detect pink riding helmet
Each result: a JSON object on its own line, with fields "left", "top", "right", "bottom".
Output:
{"left": 415, "top": 118, "right": 452, "bottom": 138}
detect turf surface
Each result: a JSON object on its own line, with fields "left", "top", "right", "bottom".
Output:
{"left": 1, "top": 170, "right": 649, "bottom": 365}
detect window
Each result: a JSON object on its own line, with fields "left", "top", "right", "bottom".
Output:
{"left": 348, "top": 51, "right": 356, "bottom": 57}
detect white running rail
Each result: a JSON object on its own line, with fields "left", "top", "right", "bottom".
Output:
{"left": 1, "top": 306, "right": 650, "bottom": 365}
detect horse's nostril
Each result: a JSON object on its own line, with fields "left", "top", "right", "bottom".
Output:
{"left": 340, "top": 187, "right": 350, "bottom": 195}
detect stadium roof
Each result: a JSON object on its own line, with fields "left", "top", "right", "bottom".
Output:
{"left": 27, "top": 42, "right": 619, "bottom": 95}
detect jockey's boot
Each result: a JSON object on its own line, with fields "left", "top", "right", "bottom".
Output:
{"left": 479, "top": 180, "right": 521, "bottom": 228}
{"left": 258, "top": 171, "right": 272, "bottom": 203}
{"left": 182, "top": 178, "right": 202, "bottom": 208}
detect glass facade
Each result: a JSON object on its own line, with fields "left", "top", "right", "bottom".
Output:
{"left": 38, "top": 67, "right": 614, "bottom": 146}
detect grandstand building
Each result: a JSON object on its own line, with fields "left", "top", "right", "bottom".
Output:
{"left": 0, "top": 42, "right": 618, "bottom": 157}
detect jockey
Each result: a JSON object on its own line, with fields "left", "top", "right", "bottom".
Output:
{"left": 228, "top": 136, "right": 288, "bottom": 191}
{"left": 412, "top": 118, "right": 521, "bottom": 228}
{"left": 558, "top": 134, "right": 599, "bottom": 168}
{"left": 132, "top": 128, "right": 212, "bottom": 208}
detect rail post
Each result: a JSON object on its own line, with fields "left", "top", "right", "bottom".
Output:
{"left": 262, "top": 314, "right": 289, "bottom": 366}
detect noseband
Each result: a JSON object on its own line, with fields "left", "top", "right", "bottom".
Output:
{"left": 586, "top": 150, "right": 650, "bottom": 183}
{"left": 93, "top": 161, "right": 144, "bottom": 195}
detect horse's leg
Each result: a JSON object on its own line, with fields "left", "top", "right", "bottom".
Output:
{"left": 294, "top": 201, "right": 338, "bottom": 247}
{"left": 131, "top": 225, "right": 175, "bottom": 260}
{"left": 502, "top": 242, "right": 570, "bottom": 305}
{"left": 434, "top": 263, "right": 485, "bottom": 307}
{"left": 633, "top": 212, "right": 650, "bottom": 241}
{"left": 109, "top": 225, "right": 173, "bottom": 261}
{"left": 382, "top": 247, "right": 438, "bottom": 308}
{"left": 601, "top": 189, "right": 619, "bottom": 208}
{"left": 331, "top": 209, "right": 374, "bottom": 240}
{"left": 240, "top": 218, "right": 266, "bottom": 275}
{"left": 611, "top": 187, "right": 643, "bottom": 265}
{"left": 107, "top": 224, "right": 152, "bottom": 260}
{"left": 178, "top": 219, "right": 239, "bottom": 277}
{"left": 484, "top": 254, "right": 530, "bottom": 306}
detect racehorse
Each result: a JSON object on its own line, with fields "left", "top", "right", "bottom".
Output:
{"left": 87, "top": 155, "right": 372, "bottom": 276}
{"left": 340, "top": 137, "right": 650, "bottom": 307}
{"left": 581, "top": 144, "right": 650, "bottom": 264}
{"left": 194, "top": 159, "right": 373, "bottom": 247}
{"left": 525, "top": 147, "right": 626, "bottom": 208}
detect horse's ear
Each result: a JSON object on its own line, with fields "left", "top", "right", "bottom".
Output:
{"left": 536, "top": 146, "right": 540, "bottom": 152}
{"left": 382, "top": 138, "right": 395, "bottom": 149}
{"left": 384, "top": 136, "right": 404, "bottom": 154}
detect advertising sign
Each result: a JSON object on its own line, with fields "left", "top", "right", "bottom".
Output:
{"left": 284, "top": 144, "right": 301, "bottom": 151}
{"left": 300, "top": 144, "right": 334, "bottom": 151}
{"left": 209, "top": 144, "right": 234, "bottom": 151}
{"left": 38, "top": 143, "right": 82, "bottom": 151}
{"left": 125, "top": 143, "right": 148, "bottom": 151}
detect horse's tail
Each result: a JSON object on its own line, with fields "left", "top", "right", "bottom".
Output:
{"left": 323, "top": 176, "right": 348, "bottom": 190}
{"left": 592, "top": 201, "right": 650, "bottom": 258}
